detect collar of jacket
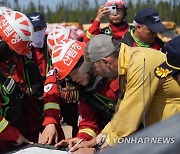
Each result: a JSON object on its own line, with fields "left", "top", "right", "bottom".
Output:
{"left": 118, "top": 43, "right": 133, "bottom": 75}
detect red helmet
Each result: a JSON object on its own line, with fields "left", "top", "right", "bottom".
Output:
{"left": 0, "top": 11, "right": 34, "bottom": 55}
{"left": 52, "top": 39, "right": 85, "bottom": 80}
{"left": 47, "top": 25, "right": 78, "bottom": 56}
{"left": 106, "top": 0, "right": 128, "bottom": 9}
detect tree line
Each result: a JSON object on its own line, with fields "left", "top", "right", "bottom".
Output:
{"left": 1, "top": 0, "right": 180, "bottom": 25}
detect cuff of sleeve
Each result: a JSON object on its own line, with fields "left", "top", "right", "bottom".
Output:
{"left": 0, "top": 125, "right": 20, "bottom": 142}
{"left": 76, "top": 132, "right": 93, "bottom": 141}
{"left": 43, "top": 117, "right": 58, "bottom": 126}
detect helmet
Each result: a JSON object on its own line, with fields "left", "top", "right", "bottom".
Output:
{"left": 0, "top": 6, "right": 13, "bottom": 16}
{"left": 51, "top": 39, "right": 85, "bottom": 80}
{"left": 106, "top": 0, "right": 128, "bottom": 9}
{"left": 47, "top": 25, "right": 78, "bottom": 56}
{"left": 0, "top": 11, "right": 34, "bottom": 55}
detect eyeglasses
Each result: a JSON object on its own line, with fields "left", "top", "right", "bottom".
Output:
{"left": 141, "top": 25, "right": 157, "bottom": 35}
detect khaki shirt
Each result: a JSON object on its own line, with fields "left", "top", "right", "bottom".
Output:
{"left": 101, "top": 43, "right": 180, "bottom": 145}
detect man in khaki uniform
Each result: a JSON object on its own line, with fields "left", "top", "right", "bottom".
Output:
{"left": 154, "top": 36, "right": 180, "bottom": 85}
{"left": 66, "top": 34, "right": 180, "bottom": 153}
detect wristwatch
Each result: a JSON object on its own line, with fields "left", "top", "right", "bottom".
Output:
{"left": 94, "top": 133, "right": 109, "bottom": 152}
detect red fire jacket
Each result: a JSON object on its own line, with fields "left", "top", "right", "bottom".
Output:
{"left": 43, "top": 66, "right": 119, "bottom": 141}
{"left": 0, "top": 55, "right": 43, "bottom": 152}
{"left": 83, "top": 19, "right": 129, "bottom": 43}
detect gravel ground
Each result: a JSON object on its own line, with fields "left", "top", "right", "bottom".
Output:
{"left": 62, "top": 124, "right": 72, "bottom": 139}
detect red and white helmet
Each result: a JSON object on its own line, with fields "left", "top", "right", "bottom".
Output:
{"left": 106, "top": 0, "right": 128, "bottom": 9}
{"left": 52, "top": 39, "right": 85, "bottom": 80}
{"left": 0, "top": 11, "right": 34, "bottom": 55}
{"left": 47, "top": 25, "right": 78, "bottom": 56}
{"left": 0, "top": 6, "right": 13, "bottom": 16}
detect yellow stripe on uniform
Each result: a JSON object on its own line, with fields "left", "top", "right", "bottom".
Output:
{"left": 0, "top": 118, "right": 8, "bottom": 133}
{"left": 166, "top": 60, "right": 180, "bottom": 70}
{"left": 79, "top": 128, "right": 97, "bottom": 138}
{"left": 44, "top": 102, "right": 60, "bottom": 111}
{"left": 86, "top": 31, "right": 94, "bottom": 39}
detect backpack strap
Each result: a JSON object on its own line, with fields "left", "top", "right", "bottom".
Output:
{"left": 120, "top": 31, "right": 135, "bottom": 47}
{"left": 101, "top": 26, "right": 113, "bottom": 36}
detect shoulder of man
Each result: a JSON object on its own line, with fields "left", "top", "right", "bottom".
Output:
{"left": 120, "top": 31, "right": 134, "bottom": 47}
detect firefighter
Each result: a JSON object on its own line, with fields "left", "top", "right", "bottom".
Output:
{"left": 65, "top": 34, "right": 180, "bottom": 153}
{"left": 39, "top": 26, "right": 80, "bottom": 145}
{"left": 39, "top": 30, "right": 119, "bottom": 146}
{"left": 0, "top": 11, "right": 43, "bottom": 152}
{"left": 121, "top": 8, "right": 165, "bottom": 51}
{"left": 83, "top": 0, "right": 129, "bottom": 43}
{"left": 27, "top": 12, "right": 48, "bottom": 78}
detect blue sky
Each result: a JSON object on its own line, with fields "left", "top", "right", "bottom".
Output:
{"left": 6, "top": 0, "right": 169, "bottom": 10}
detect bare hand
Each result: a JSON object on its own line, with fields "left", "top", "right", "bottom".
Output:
{"left": 38, "top": 124, "right": 58, "bottom": 144}
{"left": 55, "top": 137, "right": 81, "bottom": 148}
{"left": 96, "top": 5, "right": 110, "bottom": 21}
{"left": 13, "top": 134, "right": 33, "bottom": 146}
{"left": 70, "top": 138, "right": 96, "bottom": 152}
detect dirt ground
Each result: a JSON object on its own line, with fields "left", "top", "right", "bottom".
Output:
{"left": 62, "top": 124, "right": 72, "bottom": 139}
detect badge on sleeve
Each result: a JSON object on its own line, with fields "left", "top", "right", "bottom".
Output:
{"left": 44, "top": 83, "right": 53, "bottom": 93}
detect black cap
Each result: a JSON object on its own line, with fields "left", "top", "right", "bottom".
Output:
{"left": 135, "top": 8, "right": 166, "bottom": 33}
{"left": 155, "top": 36, "right": 180, "bottom": 78}
{"left": 27, "top": 12, "right": 46, "bottom": 28}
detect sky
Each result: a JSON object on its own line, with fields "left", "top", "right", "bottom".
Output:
{"left": 5, "top": 0, "right": 169, "bottom": 11}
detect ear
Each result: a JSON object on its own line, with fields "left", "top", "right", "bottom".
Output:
{"left": 137, "top": 24, "right": 141, "bottom": 30}
{"left": 101, "top": 58, "right": 110, "bottom": 67}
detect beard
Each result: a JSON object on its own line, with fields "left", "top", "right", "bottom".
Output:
{"left": 101, "top": 65, "right": 116, "bottom": 80}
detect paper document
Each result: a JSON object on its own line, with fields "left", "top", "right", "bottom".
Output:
{"left": 12, "top": 147, "right": 68, "bottom": 154}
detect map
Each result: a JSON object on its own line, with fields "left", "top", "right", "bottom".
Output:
{"left": 12, "top": 147, "right": 68, "bottom": 154}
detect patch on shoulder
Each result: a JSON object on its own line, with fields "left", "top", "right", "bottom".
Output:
{"left": 46, "top": 69, "right": 55, "bottom": 77}
{"left": 154, "top": 67, "right": 172, "bottom": 78}
{"left": 44, "top": 83, "right": 53, "bottom": 93}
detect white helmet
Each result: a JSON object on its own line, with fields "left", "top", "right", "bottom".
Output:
{"left": 0, "top": 11, "right": 34, "bottom": 55}
{"left": 47, "top": 25, "right": 78, "bottom": 56}
{"left": 106, "top": 0, "right": 128, "bottom": 9}
{"left": 0, "top": 6, "right": 13, "bottom": 16}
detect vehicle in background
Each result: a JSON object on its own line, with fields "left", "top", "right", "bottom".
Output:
{"left": 158, "top": 21, "right": 179, "bottom": 42}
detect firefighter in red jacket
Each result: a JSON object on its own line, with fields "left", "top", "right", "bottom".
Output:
{"left": 27, "top": 12, "right": 48, "bottom": 78}
{"left": 39, "top": 39, "right": 88, "bottom": 144}
{"left": 39, "top": 37, "right": 119, "bottom": 146}
{"left": 0, "top": 11, "right": 43, "bottom": 152}
{"left": 39, "top": 26, "right": 80, "bottom": 144}
{"left": 83, "top": 0, "right": 129, "bottom": 43}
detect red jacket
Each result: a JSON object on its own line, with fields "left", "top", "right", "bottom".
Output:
{"left": 83, "top": 19, "right": 129, "bottom": 43}
{"left": 0, "top": 56, "right": 24, "bottom": 143}
{"left": 76, "top": 79, "right": 119, "bottom": 140}
{"left": 0, "top": 55, "right": 43, "bottom": 149}
{"left": 32, "top": 47, "right": 47, "bottom": 77}
{"left": 42, "top": 67, "right": 65, "bottom": 140}
{"left": 43, "top": 67, "right": 119, "bottom": 141}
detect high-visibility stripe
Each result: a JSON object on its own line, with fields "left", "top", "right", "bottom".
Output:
{"left": 79, "top": 128, "right": 97, "bottom": 138}
{"left": 166, "top": 60, "right": 180, "bottom": 70}
{"left": 0, "top": 118, "right": 8, "bottom": 133}
{"left": 44, "top": 102, "right": 60, "bottom": 110}
{"left": 86, "top": 31, "right": 94, "bottom": 39}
